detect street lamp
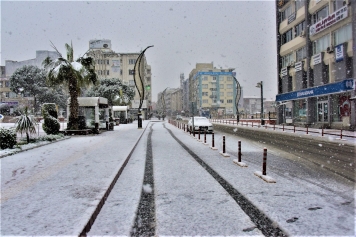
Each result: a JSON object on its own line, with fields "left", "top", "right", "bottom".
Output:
{"left": 256, "top": 81, "right": 264, "bottom": 125}
{"left": 233, "top": 76, "right": 242, "bottom": 124}
{"left": 133, "top": 45, "right": 154, "bottom": 128}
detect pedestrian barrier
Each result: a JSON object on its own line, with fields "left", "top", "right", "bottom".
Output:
{"left": 233, "top": 140, "right": 248, "bottom": 167}
{"left": 219, "top": 135, "right": 230, "bottom": 157}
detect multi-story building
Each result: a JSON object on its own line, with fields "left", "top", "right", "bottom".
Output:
{"left": 87, "top": 40, "right": 152, "bottom": 119}
{"left": 276, "top": 0, "right": 355, "bottom": 129}
{"left": 188, "top": 63, "right": 238, "bottom": 118}
{"left": 1, "top": 50, "right": 59, "bottom": 111}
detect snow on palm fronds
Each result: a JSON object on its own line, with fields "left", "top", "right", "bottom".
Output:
{"left": 15, "top": 107, "right": 37, "bottom": 143}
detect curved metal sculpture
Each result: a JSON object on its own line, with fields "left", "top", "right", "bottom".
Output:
{"left": 133, "top": 45, "right": 153, "bottom": 128}
{"left": 233, "top": 76, "right": 242, "bottom": 123}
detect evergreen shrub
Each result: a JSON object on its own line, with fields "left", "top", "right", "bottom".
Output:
{"left": 0, "top": 127, "right": 17, "bottom": 149}
{"left": 42, "top": 103, "right": 60, "bottom": 134}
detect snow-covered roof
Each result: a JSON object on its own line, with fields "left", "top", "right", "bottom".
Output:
{"left": 112, "top": 106, "right": 128, "bottom": 111}
{"left": 67, "top": 97, "right": 108, "bottom": 106}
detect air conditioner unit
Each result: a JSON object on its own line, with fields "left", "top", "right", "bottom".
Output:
{"left": 327, "top": 45, "right": 334, "bottom": 54}
{"left": 300, "top": 30, "right": 305, "bottom": 37}
{"left": 343, "top": 0, "right": 351, "bottom": 6}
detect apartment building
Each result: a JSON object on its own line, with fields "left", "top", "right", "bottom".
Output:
{"left": 1, "top": 50, "right": 59, "bottom": 110}
{"left": 276, "top": 0, "right": 356, "bottom": 129}
{"left": 188, "top": 63, "right": 238, "bottom": 118}
{"left": 87, "top": 40, "right": 152, "bottom": 118}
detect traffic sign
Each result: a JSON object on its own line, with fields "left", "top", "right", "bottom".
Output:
{"left": 0, "top": 114, "right": 3, "bottom": 120}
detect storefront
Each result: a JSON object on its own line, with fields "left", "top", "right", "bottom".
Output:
{"left": 276, "top": 79, "right": 355, "bottom": 129}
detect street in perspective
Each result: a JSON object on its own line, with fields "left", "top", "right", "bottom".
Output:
{"left": 1, "top": 118, "right": 355, "bottom": 236}
{"left": 1, "top": 1, "right": 356, "bottom": 236}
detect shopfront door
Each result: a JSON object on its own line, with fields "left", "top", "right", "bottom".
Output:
{"left": 317, "top": 101, "right": 328, "bottom": 122}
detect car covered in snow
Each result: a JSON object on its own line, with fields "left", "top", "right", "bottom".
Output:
{"left": 187, "top": 116, "right": 213, "bottom": 133}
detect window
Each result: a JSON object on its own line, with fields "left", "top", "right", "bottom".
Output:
{"left": 107, "top": 60, "right": 109, "bottom": 65}
{"left": 220, "top": 76, "right": 224, "bottom": 81}
{"left": 333, "top": 24, "right": 352, "bottom": 46}
{"left": 203, "top": 76, "right": 208, "bottom": 81}
{"left": 202, "top": 99, "right": 208, "bottom": 104}
{"left": 107, "top": 70, "right": 110, "bottom": 75}
{"left": 313, "top": 34, "right": 330, "bottom": 54}
{"left": 281, "top": 4, "right": 294, "bottom": 21}
{"left": 147, "top": 69, "right": 151, "bottom": 74}
{"left": 129, "top": 69, "right": 135, "bottom": 75}
{"left": 333, "top": 0, "right": 344, "bottom": 11}
{"left": 220, "top": 92, "right": 224, "bottom": 97}
{"left": 202, "top": 92, "right": 208, "bottom": 96}
{"left": 227, "top": 76, "right": 232, "bottom": 81}
{"left": 312, "top": 5, "right": 329, "bottom": 24}
{"left": 282, "top": 52, "right": 294, "bottom": 67}
{"left": 220, "top": 99, "right": 224, "bottom": 103}
{"left": 220, "top": 84, "right": 224, "bottom": 89}
{"left": 202, "top": 84, "right": 208, "bottom": 89}
{"left": 295, "top": 21, "right": 305, "bottom": 37}
{"left": 212, "top": 91, "right": 217, "bottom": 96}
{"left": 120, "top": 69, "right": 123, "bottom": 75}
{"left": 296, "top": 0, "right": 305, "bottom": 10}
{"left": 227, "top": 99, "right": 233, "bottom": 103}
{"left": 296, "top": 47, "right": 306, "bottom": 61}
{"left": 227, "top": 84, "right": 233, "bottom": 89}
{"left": 6, "top": 92, "right": 9, "bottom": 97}
{"left": 5, "top": 81, "right": 10, "bottom": 87}
{"left": 129, "top": 59, "right": 136, "bottom": 64}
{"left": 227, "top": 92, "right": 233, "bottom": 97}
{"left": 212, "top": 76, "right": 217, "bottom": 80}
{"left": 282, "top": 29, "right": 293, "bottom": 44}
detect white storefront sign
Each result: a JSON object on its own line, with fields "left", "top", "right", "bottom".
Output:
{"left": 309, "top": 6, "right": 348, "bottom": 36}
{"left": 131, "top": 100, "right": 147, "bottom": 109}
{"left": 295, "top": 61, "right": 302, "bottom": 72}
{"left": 281, "top": 67, "right": 288, "bottom": 77}
{"left": 313, "top": 53, "right": 322, "bottom": 65}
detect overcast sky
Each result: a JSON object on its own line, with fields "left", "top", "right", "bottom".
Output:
{"left": 1, "top": 0, "right": 277, "bottom": 102}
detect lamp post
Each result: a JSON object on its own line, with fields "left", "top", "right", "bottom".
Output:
{"left": 133, "top": 45, "right": 154, "bottom": 128}
{"left": 233, "top": 76, "right": 242, "bottom": 124}
{"left": 256, "top": 81, "right": 264, "bottom": 125}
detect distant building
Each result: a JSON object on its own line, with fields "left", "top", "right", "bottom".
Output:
{"left": 188, "top": 63, "right": 239, "bottom": 118}
{"left": 275, "top": 0, "right": 355, "bottom": 129}
{"left": 1, "top": 50, "right": 59, "bottom": 110}
{"left": 86, "top": 40, "right": 152, "bottom": 118}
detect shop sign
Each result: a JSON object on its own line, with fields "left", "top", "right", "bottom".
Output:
{"left": 276, "top": 79, "right": 354, "bottom": 101}
{"left": 295, "top": 61, "right": 303, "bottom": 72}
{"left": 309, "top": 6, "right": 348, "bottom": 36}
{"left": 313, "top": 53, "right": 322, "bottom": 65}
{"left": 335, "top": 44, "right": 344, "bottom": 62}
{"left": 281, "top": 67, "right": 288, "bottom": 77}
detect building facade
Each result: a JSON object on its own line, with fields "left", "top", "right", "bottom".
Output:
{"left": 1, "top": 50, "right": 59, "bottom": 110}
{"left": 188, "top": 63, "right": 238, "bottom": 118}
{"left": 87, "top": 40, "right": 152, "bottom": 118}
{"left": 276, "top": 0, "right": 356, "bottom": 129}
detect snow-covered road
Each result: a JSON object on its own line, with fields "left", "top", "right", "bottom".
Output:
{"left": 1, "top": 120, "right": 355, "bottom": 236}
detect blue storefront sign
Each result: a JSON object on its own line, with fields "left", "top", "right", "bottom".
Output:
{"left": 276, "top": 79, "right": 354, "bottom": 102}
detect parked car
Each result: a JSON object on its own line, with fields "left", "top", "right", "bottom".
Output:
{"left": 176, "top": 115, "right": 183, "bottom": 120}
{"left": 187, "top": 116, "right": 213, "bottom": 133}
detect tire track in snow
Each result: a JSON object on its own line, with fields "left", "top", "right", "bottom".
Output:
{"left": 130, "top": 124, "right": 156, "bottom": 236}
{"left": 163, "top": 124, "right": 288, "bottom": 237}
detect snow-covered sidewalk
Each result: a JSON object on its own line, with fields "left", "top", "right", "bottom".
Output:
{"left": 1, "top": 121, "right": 149, "bottom": 235}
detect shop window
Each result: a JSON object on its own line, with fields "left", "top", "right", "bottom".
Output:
{"left": 331, "top": 93, "right": 351, "bottom": 122}
{"left": 312, "top": 5, "right": 329, "bottom": 24}
{"left": 313, "top": 34, "right": 330, "bottom": 54}
{"left": 333, "top": 24, "right": 352, "bottom": 46}
{"left": 293, "top": 100, "right": 307, "bottom": 122}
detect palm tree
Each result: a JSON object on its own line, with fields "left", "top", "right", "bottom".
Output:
{"left": 15, "top": 107, "right": 37, "bottom": 144}
{"left": 43, "top": 42, "right": 97, "bottom": 130}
